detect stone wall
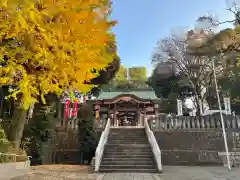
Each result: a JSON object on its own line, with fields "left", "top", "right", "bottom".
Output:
{"left": 41, "top": 128, "right": 102, "bottom": 165}
{"left": 154, "top": 129, "right": 240, "bottom": 166}
{"left": 42, "top": 129, "right": 81, "bottom": 165}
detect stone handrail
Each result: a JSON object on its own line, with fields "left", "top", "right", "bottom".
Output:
{"left": 94, "top": 118, "right": 111, "bottom": 172}
{"left": 149, "top": 114, "right": 240, "bottom": 130}
{"left": 144, "top": 117, "right": 162, "bottom": 172}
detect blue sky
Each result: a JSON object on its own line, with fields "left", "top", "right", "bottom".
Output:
{"left": 111, "top": 0, "right": 235, "bottom": 76}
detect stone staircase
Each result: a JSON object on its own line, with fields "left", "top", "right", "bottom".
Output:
{"left": 98, "top": 128, "right": 158, "bottom": 173}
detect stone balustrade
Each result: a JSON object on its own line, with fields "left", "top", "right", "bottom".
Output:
{"left": 148, "top": 113, "right": 240, "bottom": 130}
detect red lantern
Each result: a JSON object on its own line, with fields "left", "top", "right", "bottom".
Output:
{"left": 64, "top": 99, "right": 70, "bottom": 120}
{"left": 72, "top": 100, "right": 78, "bottom": 118}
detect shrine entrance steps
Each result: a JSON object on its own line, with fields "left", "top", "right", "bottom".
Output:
{"left": 99, "top": 127, "right": 158, "bottom": 173}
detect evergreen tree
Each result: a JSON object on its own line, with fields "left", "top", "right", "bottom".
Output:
{"left": 78, "top": 104, "right": 98, "bottom": 164}
{"left": 22, "top": 103, "right": 55, "bottom": 165}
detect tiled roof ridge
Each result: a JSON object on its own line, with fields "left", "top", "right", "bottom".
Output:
{"left": 96, "top": 88, "right": 159, "bottom": 100}
{"left": 101, "top": 87, "right": 154, "bottom": 92}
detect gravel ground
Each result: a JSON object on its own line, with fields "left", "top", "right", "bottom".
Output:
{"left": 97, "top": 167, "right": 240, "bottom": 180}
{"left": 9, "top": 165, "right": 99, "bottom": 180}
{"left": 7, "top": 166, "right": 240, "bottom": 180}
{"left": 10, "top": 171, "right": 100, "bottom": 180}
{"left": 158, "top": 166, "right": 240, "bottom": 180}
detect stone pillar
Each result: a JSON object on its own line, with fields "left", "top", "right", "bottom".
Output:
{"left": 154, "top": 103, "right": 159, "bottom": 117}
{"left": 137, "top": 109, "right": 140, "bottom": 126}
{"left": 224, "top": 97, "right": 231, "bottom": 115}
{"left": 95, "top": 104, "right": 100, "bottom": 120}
{"left": 143, "top": 109, "right": 147, "bottom": 126}
{"left": 111, "top": 112, "right": 115, "bottom": 127}
{"left": 108, "top": 110, "right": 113, "bottom": 126}
{"left": 177, "top": 99, "right": 183, "bottom": 116}
{"left": 140, "top": 113, "right": 144, "bottom": 126}
{"left": 94, "top": 104, "right": 100, "bottom": 129}
{"left": 113, "top": 107, "right": 118, "bottom": 127}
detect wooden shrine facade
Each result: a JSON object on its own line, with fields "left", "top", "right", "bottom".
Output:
{"left": 93, "top": 89, "right": 159, "bottom": 127}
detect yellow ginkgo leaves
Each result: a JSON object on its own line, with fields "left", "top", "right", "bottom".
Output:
{"left": 0, "top": 0, "right": 117, "bottom": 109}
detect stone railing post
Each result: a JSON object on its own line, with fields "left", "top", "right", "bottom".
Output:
{"left": 94, "top": 118, "right": 111, "bottom": 172}
{"left": 144, "top": 117, "right": 162, "bottom": 172}
{"left": 232, "top": 116, "right": 236, "bottom": 128}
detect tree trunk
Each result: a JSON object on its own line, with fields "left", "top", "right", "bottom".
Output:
{"left": 8, "top": 101, "right": 27, "bottom": 150}
{"left": 193, "top": 94, "right": 201, "bottom": 116}
{"left": 0, "top": 87, "right": 3, "bottom": 118}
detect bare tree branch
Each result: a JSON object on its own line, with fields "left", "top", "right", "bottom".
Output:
{"left": 151, "top": 29, "right": 225, "bottom": 113}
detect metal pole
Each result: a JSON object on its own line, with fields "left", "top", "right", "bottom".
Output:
{"left": 212, "top": 58, "right": 231, "bottom": 170}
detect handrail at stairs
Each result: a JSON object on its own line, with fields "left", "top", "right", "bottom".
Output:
{"left": 144, "top": 117, "right": 162, "bottom": 172}
{"left": 95, "top": 118, "right": 111, "bottom": 172}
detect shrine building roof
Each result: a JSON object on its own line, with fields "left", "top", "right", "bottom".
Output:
{"left": 96, "top": 88, "right": 158, "bottom": 100}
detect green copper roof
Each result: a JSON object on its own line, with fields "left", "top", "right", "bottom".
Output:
{"left": 96, "top": 88, "right": 158, "bottom": 100}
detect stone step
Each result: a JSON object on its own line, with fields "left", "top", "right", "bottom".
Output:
{"left": 107, "top": 143, "right": 149, "bottom": 146}
{"left": 110, "top": 133, "right": 146, "bottom": 135}
{"left": 110, "top": 132, "right": 146, "bottom": 135}
{"left": 107, "top": 141, "right": 148, "bottom": 144}
{"left": 101, "top": 161, "right": 155, "bottom": 166}
{"left": 104, "top": 147, "right": 152, "bottom": 153}
{"left": 108, "top": 137, "right": 148, "bottom": 141}
{"left": 98, "top": 168, "right": 158, "bottom": 173}
{"left": 108, "top": 138, "right": 148, "bottom": 142}
{"left": 102, "top": 157, "right": 154, "bottom": 161}
{"left": 108, "top": 136, "right": 147, "bottom": 138}
{"left": 104, "top": 154, "right": 153, "bottom": 157}
{"left": 107, "top": 140, "right": 148, "bottom": 143}
{"left": 104, "top": 148, "right": 152, "bottom": 152}
{"left": 106, "top": 144, "right": 150, "bottom": 147}
{"left": 105, "top": 147, "right": 150, "bottom": 150}
{"left": 111, "top": 130, "right": 145, "bottom": 131}
{"left": 104, "top": 147, "right": 152, "bottom": 152}
{"left": 109, "top": 135, "right": 146, "bottom": 138}
{"left": 104, "top": 147, "right": 152, "bottom": 151}
{"left": 107, "top": 140, "right": 149, "bottom": 145}
{"left": 110, "top": 128, "right": 145, "bottom": 131}
{"left": 100, "top": 164, "right": 157, "bottom": 169}
{"left": 99, "top": 128, "right": 157, "bottom": 173}
{"left": 110, "top": 130, "right": 145, "bottom": 132}
{"left": 108, "top": 135, "right": 147, "bottom": 138}
{"left": 110, "top": 131, "right": 146, "bottom": 133}
{"left": 101, "top": 159, "right": 155, "bottom": 165}
{"left": 103, "top": 154, "right": 154, "bottom": 158}
{"left": 110, "top": 134, "right": 146, "bottom": 135}
{"left": 93, "top": 158, "right": 156, "bottom": 166}
{"left": 108, "top": 135, "right": 147, "bottom": 140}
{"left": 103, "top": 150, "right": 152, "bottom": 155}
{"left": 110, "top": 135, "right": 146, "bottom": 136}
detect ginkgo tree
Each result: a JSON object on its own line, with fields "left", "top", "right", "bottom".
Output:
{"left": 0, "top": 0, "right": 117, "bottom": 149}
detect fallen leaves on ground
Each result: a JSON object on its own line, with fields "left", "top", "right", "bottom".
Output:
{"left": 31, "top": 164, "right": 90, "bottom": 172}
{"left": 11, "top": 165, "right": 98, "bottom": 180}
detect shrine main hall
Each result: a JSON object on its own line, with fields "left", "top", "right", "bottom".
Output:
{"left": 92, "top": 88, "right": 160, "bottom": 127}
